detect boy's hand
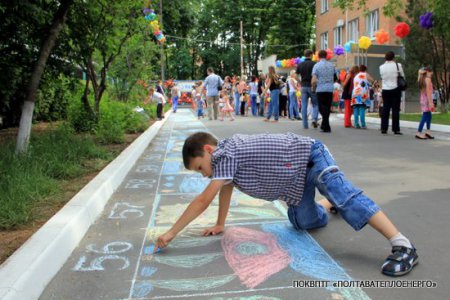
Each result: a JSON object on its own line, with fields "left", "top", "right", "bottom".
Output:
{"left": 202, "top": 225, "right": 224, "bottom": 236}
{"left": 154, "top": 231, "right": 175, "bottom": 252}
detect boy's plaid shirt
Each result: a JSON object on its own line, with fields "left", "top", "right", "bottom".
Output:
{"left": 211, "top": 133, "right": 314, "bottom": 206}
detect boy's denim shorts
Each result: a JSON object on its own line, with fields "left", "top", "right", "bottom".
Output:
{"left": 288, "top": 140, "right": 380, "bottom": 231}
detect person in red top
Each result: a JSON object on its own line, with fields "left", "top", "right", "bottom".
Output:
{"left": 341, "top": 66, "right": 359, "bottom": 127}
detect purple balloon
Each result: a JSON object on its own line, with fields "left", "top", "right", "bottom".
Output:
{"left": 334, "top": 45, "right": 345, "bottom": 56}
{"left": 420, "top": 12, "right": 433, "bottom": 30}
{"left": 143, "top": 8, "right": 151, "bottom": 15}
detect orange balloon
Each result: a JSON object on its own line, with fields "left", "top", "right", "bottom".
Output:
{"left": 375, "top": 29, "right": 389, "bottom": 45}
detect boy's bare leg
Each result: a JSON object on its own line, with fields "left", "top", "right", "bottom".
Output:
{"left": 367, "top": 211, "right": 399, "bottom": 240}
{"left": 317, "top": 198, "right": 333, "bottom": 211}
{"left": 318, "top": 198, "right": 398, "bottom": 239}
{"left": 317, "top": 198, "right": 337, "bottom": 214}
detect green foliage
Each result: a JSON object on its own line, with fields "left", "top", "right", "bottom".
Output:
{"left": 35, "top": 73, "right": 81, "bottom": 122}
{"left": 0, "top": 126, "right": 110, "bottom": 229}
{"left": 95, "top": 99, "right": 150, "bottom": 144}
{"left": 399, "top": 113, "right": 450, "bottom": 125}
{"left": 68, "top": 94, "right": 98, "bottom": 133}
{"left": 0, "top": 1, "right": 69, "bottom": 127}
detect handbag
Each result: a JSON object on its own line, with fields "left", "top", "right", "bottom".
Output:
{"left": 217, "top": 76, "right": 222, "bottom": 91}
{"left": 396, "top": 63, "right": 407, "bottom": 91}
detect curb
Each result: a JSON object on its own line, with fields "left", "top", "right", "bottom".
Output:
{"left": 335, "top": 113, "right": 450, "bottom": 133}
{"left": 0, "top": 112, "right": 171, "bottom": 300}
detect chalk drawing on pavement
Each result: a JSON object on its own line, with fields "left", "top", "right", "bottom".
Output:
{"left": 147, "top": 274, "right": 236, "bottom": 291}
{"left": 222, "top": 227, "right": 291, "bottom": 289}
{"left": 153, "top": 252, "right": 223, "bottom": 268}
{"left": 108, "top": 202, "right": 145, "bottom": 219}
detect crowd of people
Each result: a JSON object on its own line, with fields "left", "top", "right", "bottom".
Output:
{"left": 147, "top": 50, "right": 436, "bottom": 139}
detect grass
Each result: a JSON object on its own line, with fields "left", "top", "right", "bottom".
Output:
{"left": 399, "top": 113, "right": 450, "bottom": 125}
{"left": 0, "top": 124, "right": 112, "bottom": 230}
{"left": 367, "top": 112, "right": 450, "bottom": 125}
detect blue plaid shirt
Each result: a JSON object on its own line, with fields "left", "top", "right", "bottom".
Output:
{"left": 312, "top": 59, "right": 336, "bottom": 93}
{"left": 211, "top": 133, "right": 314, "bottom": 206}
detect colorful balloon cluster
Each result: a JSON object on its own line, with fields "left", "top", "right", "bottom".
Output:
{"left": 275, "top": 56, "right": 305, "bottom": 68}
{"left": 395, "top": 22, "right": 410, "bottom": 39}
{"left": 419, "top": 12, "right": 433, "bottom": 30}
{"left": 143, "top": 6, "right": 166, "bottom": 43}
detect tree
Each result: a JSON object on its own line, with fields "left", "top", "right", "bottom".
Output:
{"left": 15, "top": 0, "right": 74, "bottom": 154}
{"left": 265, "top": 0, "right": 315, "bottom": 59}
{"left": 66, "top": 0, "right": 142, "bottom": 117}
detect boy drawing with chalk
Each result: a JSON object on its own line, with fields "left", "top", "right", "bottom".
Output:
{"left": 154, "top": 132, "right": 418, "bottom": 277}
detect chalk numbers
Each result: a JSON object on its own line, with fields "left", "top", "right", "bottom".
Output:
{"left": 125, "top": 179, "right": 157, "bottom": 189}
{"left": 72, "top": 242, "right": 133, "bottom": 272}
{"left": 108, "top": 202, "right": 145, "bottom": 219}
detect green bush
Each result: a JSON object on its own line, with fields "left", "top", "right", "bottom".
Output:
{"left": 35, "top": 74, "right": 80, "bottom": 122}
{"left": 96, "top": 102, "right": 126, "bottom": 144}
{"left": 67, "top": 87, "right": 97, "bottom": 133}
{"left": 0, "top": 126, "right": 111, "bottom": 229}
{"left": 125, "top": 109, "right": 149, "bottom": 133}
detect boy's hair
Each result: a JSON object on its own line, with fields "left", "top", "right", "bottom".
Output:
{"left": 182, "top": 132, "right": 218, "bottom": 169}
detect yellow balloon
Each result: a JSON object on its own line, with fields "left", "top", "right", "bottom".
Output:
{"left": 267, "top": 97, "right": 271, "bottom": 102}
{"left": 296, "top": 91, "right": 301, "bottom": 97}
{"left": 359, "top": 36, "right": 372, "bottom": 50}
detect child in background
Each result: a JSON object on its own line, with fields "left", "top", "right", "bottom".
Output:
{"left": 155, "top": 132, "right": 419, "bottom": 277}
{"left": 415, "top": 67, "right": 435, "bottom": 140}
{"left": 219, "top": 91, "right": 235, "bottom": 121}
{"left": 332, "top": 81, "right": 341, "bottom": 113}
{"left": 192, "top": 82, "right": 205, "bottom": 120}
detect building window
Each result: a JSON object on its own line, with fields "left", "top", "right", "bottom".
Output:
{"left": 348, "top": 18, "right": 359, "bottom": 42}
{"left": 334, "top": 27, "right": 343, "bottom": 47}
{"left": 365, "top": 9, "right": 379, "bottom": 37}
{"left": 320, "top": 0, "right": 328, "bottom": 14}
{"left": 320, "top": 32, "right": 328, "bottom": 50}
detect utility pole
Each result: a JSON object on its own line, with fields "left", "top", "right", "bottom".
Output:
{"left": 159, "top": 0, "right": 165, "bottom": 81}
{"left": 240, "top": 20, "right": 244, "bottom": 77}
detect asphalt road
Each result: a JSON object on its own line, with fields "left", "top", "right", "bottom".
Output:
{"left": 40, "top": 109, "right": 450, "bottom": 300}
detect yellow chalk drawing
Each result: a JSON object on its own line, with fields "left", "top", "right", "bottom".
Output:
{"left": 156, "top": 203, "right": 218, "bottom": 226}
{"left": 155, "top": 204, "right": 284, "bottom": 226}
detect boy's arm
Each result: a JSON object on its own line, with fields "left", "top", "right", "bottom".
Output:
{"left": 154, "top": 179, "right": 226, "bottom": 251}
{"left": 203, "top": 182, "right": 233, "bottom": 236}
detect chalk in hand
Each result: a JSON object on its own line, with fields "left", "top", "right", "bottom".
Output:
{"left": 149, "top": 244, "right": 161, "bottom": 254}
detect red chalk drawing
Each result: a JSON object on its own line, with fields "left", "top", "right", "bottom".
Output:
{"left": 222, "top": 227, "right": 291, "bottom": 289}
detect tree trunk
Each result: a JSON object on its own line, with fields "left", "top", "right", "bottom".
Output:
{"left": 15, "top": 0, "right": 74, "bottom": 154}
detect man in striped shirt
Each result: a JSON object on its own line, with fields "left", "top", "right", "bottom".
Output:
{"left": 155, "top": 132, "right": 418, "bottom": 277}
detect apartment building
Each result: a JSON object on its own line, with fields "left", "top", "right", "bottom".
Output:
{"left": 315, "top": 0, "right": 406, "bottom": 72}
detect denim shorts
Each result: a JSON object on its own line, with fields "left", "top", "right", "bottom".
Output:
{"left": 288, "top": 140, "right": 380, "bottom": 231}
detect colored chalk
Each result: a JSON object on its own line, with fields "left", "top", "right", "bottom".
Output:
{"left": 145, "top": 244, "right": 161, "bottom": 254}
